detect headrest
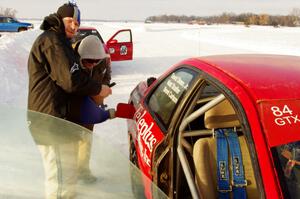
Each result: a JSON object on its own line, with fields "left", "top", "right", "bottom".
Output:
{"left": 204, "top": 100, "right": 240, "bottom": 129}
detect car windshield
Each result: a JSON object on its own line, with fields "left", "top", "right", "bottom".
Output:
{"left": 0, "top": 106, "right": 168, "bottom": 199}
{"left": 72, "top": 29, "right": 104, "bottom": 44}
{"left": 272, "top": 141, "right": 300, "bottom": 199}
{"left": 8, "top": 17, "right": 18, "bottom": 23}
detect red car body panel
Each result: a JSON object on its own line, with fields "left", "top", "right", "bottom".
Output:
{"left": 133, "top": 105, "right": 165, "bottom": 199}
{"left": 106, "top": 29, "right": 133, "bottom": 61}
{"left": 77, "top": 27, "right": 133, "bottom": 62}
{"left": 128, "top": 54, "right": 300, "bottom": 198}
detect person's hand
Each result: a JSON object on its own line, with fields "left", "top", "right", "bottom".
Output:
{"left": 91, "top": 85, "right": 111, "bottom": 105}
{"left": 91, "top": 95, "right": 104, "bottom": 106}
{"left": 99, "top": 85, "right": 112, "bottom": 98}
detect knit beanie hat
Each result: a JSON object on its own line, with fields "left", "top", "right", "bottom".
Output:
{"left": 78, "top": 35, "right": 107, "bottom": 60}
{"left": 57, "top": 3, "right": 81, "bottom": 25}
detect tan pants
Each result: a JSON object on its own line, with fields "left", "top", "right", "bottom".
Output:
{"left": 78, "top": 132, "right": 93, "bottom": 175}
{"left": 77, "top": 96, "right": 103, "bottom": 175}
{"left": 38, "top": 142, "right": 79, "bottom": 199}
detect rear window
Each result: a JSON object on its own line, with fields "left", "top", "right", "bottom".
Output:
{"left": 272, "top": 141, "right": 300, "bottom": 199}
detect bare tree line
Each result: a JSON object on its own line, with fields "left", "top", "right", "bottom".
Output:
{"left": 146, "top": 8, "right": 300, "bottom": 27}
{"left": 0, "top": 7, "right": 17, "bottom": 18}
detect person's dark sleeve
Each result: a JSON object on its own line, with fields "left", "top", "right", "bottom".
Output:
{"left": 45, "top": 42, "right": 101, "bottom": 96}
{"left": 93, "top": 59, "right": 111, "bottom": 85}
{"left": 102, "top": 59, "right": 111, "bottom": 85}
{"left": 80, "top": 96, "right": 110, "bottom": 124}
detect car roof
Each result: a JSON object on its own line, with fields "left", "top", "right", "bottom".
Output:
{"left": 188, "top": 54, "right": 300, "bottom": 101}
{"left": 79, "top": 26, "right": 97, "bottom": 30}
{"left": 181, "top": 54, "right": 300, "bottom": 147}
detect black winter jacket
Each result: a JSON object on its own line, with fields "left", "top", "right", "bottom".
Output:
{"left": 27, "top": 14, "right": 101, "bottom": 119}
{"left": 67, "top": 59, "right": 111, "bottom": 130}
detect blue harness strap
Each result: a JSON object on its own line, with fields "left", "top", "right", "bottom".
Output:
{"left": 216, "top": 128, "right": 247, "bottom": 199}
{"left": 227, "top": 129, "right": 247, "bottom": 199}
{"left": 216, "top": 129, "right": 231, "bottom": 199}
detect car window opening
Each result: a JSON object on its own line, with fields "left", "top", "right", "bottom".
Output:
{"left": 147, "top": 68, "right": 197, "bottom": 133}
{"left": 271, "top": 141, "right": 300, "bottom": 199}
{"left": 175, "top": 82, "right": 259, "bottom": 199}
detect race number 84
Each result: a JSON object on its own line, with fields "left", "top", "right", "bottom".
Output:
{"left": 271, "top": 105, "right": 300, "bottom": 126}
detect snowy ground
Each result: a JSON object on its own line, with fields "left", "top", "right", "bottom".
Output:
{"left": 1, "top": 21, "right": 300, "bottom": 156}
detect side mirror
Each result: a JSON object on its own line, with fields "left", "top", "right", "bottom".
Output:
{"left": 115, "top": 103, "right": 135, "bottom": 119}
{"left": 108, "top": 39, "right": 118, "bottom": 44}
{"left": 147, "top": 77, "right": 157, "bottom": 87}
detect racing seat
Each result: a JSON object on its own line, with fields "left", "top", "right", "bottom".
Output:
{"left": 193, "top": 100, "right": 258, "bottom": 199}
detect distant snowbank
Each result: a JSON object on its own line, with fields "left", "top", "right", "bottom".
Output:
{"left": 1, "top": 22, "right": 300, "bottom": 107}
{"left": 181, "top": 25, "right": 300, "bottom": 56}
{"left": 0, "top": 29, "right": 39, "bottom": 107}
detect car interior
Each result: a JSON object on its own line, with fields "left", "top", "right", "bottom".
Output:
{"left": 175, "top": 81, "right": 260, "bottom": 199}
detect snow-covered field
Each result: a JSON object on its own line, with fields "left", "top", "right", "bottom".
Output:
{"left": 1, "top": 21, "right": 300, "bottom": 155}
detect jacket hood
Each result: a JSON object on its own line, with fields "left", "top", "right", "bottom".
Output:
{"left": 40, "top": 13, "right": 65, "bottom": 34}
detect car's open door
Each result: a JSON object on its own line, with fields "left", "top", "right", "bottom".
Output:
{"left": 106, "top": 29, "right": 133, "bottom": 61}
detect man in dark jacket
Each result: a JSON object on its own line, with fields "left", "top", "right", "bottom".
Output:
{"left": 27, "top": 2, "right": 111, "bottom": 198}
{"left": 27, "top": 3, "right": 110, "bottom": 119}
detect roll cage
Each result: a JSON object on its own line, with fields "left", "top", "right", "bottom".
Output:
{"left": 169, "top": 77, "right": 264, "bottom": 199}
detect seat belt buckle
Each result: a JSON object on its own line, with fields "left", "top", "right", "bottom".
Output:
{"left": 217, "top": 185, "right": 232, "bottom": 193}
{"left": 232, "top": 180, "right": 248, "bottom": 187}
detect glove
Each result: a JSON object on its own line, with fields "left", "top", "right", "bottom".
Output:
{"left": 108, "top": 108, "right": 116, "bottom": 119}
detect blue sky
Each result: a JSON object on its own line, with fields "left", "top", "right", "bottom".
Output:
{"left": 2, "top": 0, "right": 300, "bottom": 20}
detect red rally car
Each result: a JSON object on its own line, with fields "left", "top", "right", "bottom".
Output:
{"left": 73, "top": 27, "right": 133, "bottom": 62}
{"left": 126, "top": 54, "right": 300, "bottom": 199}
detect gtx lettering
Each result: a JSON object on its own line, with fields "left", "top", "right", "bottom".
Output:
{"left": 271, "top": 105, "right": 300, "bottom": 126}
{"left": 275, "top": 115, "right": 300, "bottom": 126}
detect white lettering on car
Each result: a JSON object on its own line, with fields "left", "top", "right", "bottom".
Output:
{"left": 171, "top": 73, "right": 188, "bottom": 89}
{"left": 167, "top": 80, "right": 180, "bottom": 94}
{"left": 271, "top": 105, "right": 300, "bottom": 126}
{"left": 163, "top": 86, "right": 178, "bottom": 103}
{"left": 134, "top": 107, "right": 158, "bottom": 167}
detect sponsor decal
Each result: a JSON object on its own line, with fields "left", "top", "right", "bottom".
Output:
{"left": 120, "top": 45, "right": 127, "bottom": 55}
{"left": 233, "top": 157, "right": 241, "bottom": 175}
{"left": 109, "top": 48, "right": 115, "bottom": 54}
{"left": 271, "top": 105, "right": 300, "bottom": 126}
{"left": 259, "top": 100, "right": 300, "bottom": 147}
{"left": 219, "top": 161, "right": 227, "bottom": 180}
{"left": 162, "top": 73, "right": 189, "bottom": 104}
{"left": 135, "top": 106, "right": 158, "bottom": 167}
{"left": 170, "top": 73, "right": 188, "bottom": 89}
